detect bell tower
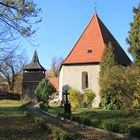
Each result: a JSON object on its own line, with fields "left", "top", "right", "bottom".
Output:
{"left": 22, "top": 50, "right": 46, "bottom": 98}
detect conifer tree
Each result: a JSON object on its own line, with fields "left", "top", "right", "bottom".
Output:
{"left": 99, "top": 42, "right": 116, "bottom": 109}
{"left": 99, "top": 43, "right": 136, "bottom": 110}
{"left": 126, "top": 3, "right": 140, "bottom": 61}
{"left": 35, "top": 78, "right": 56, "bottom": 110}
{"left": 100, "top": 42, "right": 116, "bottom": 76}
{"left": 126, "top": 3, "right": 140, "bottom": 109}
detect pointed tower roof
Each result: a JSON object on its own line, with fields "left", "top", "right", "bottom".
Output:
{"left": 63, "top": 14, "right": 131, "bottom": 66}
{"left": 23, "top": 50, "right": 46, "bottom": 71}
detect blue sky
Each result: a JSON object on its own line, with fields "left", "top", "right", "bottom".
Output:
{"left": 22, "top": 0, "right": 139, "bottom": 69}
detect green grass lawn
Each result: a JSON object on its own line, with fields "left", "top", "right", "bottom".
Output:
{"left": 48, "top": 104, "right": 140, "bottom": 138}
{"left": 0, "top": 100, "right": 68, "bottom": 140}
{"left": 72, "top": 108, "right": 140, "bottom": 128}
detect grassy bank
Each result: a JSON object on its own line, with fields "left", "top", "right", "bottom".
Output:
{"left": 47, "top": 105, "right": 140, "bottom": 138}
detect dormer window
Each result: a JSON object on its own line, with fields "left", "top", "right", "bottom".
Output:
{"left": 87, "top": 49, "right": 92, "bottom": 53}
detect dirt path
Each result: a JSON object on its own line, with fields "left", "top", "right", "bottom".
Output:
{"left": 27, "top": 104, "right": 137, "bottom": 140}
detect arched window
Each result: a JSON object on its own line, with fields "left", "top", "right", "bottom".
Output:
{"left": 82, "top": 71, "right": 88, "bottom": 89}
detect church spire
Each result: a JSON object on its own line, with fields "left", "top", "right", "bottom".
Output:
{"left": 31, "top": 50, "right": 39, "bottom": 63}
{"left": 23, "top": 50, "right": 46, "bottom": 71}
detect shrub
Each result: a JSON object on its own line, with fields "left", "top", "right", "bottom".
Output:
{"left": 40, "top": 123, "right": 50, "bottom": 132}
{"left": 49, "top": 126, "right": 62, "bottom": 138}
{"left": 34, "top": 117, "right": 51, "bottom": 132}
{"left": 123, "top": 107, "right": 136, "bottom": 117}
{"left": 39, "top": 102, "right": 50, "bottom": 111}
{"left": 68, "top": 88, "right": 83, "bottom": 109}
{"left": 57, "top": 112, "right": 71, "bottom": 119}
{"left": 101, "top": 120, "right": 120, "bottom": 133}
{"left": 91, "top": 119, "right": 101, "bottom": 128}
{"left": 57, "top": 112, "right": 65, "bottom": 118}
{"left": 79, "top": 117, "right": 91, "bottom": 125}
{"left": 71, "top": 116, "right": 80, "bottom": 122}
{"left": 34, "top": 116, "right": 44, "bottom": 125}
{"left": 118, "top": 124, "right": 129, "bottom": 133}
{"left": 24, "top": 111, "right": 33, "bottom": 120}
{"left": 59, "top": 132, "right": 75, "bottom": 140}
{"left": 72, "top": 116, "right": 91, "bottom": 126}
{"left": 35, "top": 78, "right": 56, "bottom": 108}
{"left": 83, "top": 89, "right": 95, "bottom": 107}
{"left": 128, "top": 125, "right": 140, "bottom": 138}
{"left": 64, "top": 112, "right": 71, "bottom": 119}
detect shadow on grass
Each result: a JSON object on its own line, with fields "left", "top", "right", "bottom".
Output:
{"left": 0, "top": 116, "right": 51, "bottom": 140}
{"left": 0, "top": 106, "right": 25, "bottom": 117}
{"left": 0, "top": 106, "right": 52, "bottom": 140}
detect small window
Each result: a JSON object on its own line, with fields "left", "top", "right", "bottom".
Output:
{"left": 87, "top": 50, "right": 92, "bottom": 53}
{"left": 82, "top": 71, "right": 88, "bottom": 89}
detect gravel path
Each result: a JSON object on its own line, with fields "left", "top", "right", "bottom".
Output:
{"left": 27, "top": 104, "right": 138, "bottom": 140}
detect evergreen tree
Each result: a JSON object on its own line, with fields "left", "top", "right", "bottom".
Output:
{"left": 100, "top": 66, "right": 126, "bottom": 110}
{"left": 126, "top": 3, "right": 140, "bottom": 61}
{"left": 126, "top": 3, "right": 140, "bottom": 109}
{"left": 99, "top": 42, "right": 118, "bottom": 109}
{"left": 100, "top": 42, "right": 116, "bottom": 76}
{"left": 35, "top": 78, "right": 56, "bottom": 110}
{"left": 99, "top": 42, "right": 131, "bottom": 110}
{"left": 126, "top": 64, "right": 140, "bottom": 109}
{"left": 99, "top": 43, "right": 136, "bottom": 110}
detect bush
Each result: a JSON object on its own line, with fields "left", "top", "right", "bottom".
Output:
{"left": 24, "top": 111, "right": 33, "bottom": 120}
{"left": 57, "top": 112, "right": 65, "bottom": 118}
{"left": 128, "top": 125, "right": 140, "bottom": 138}
{"left": 68, "top": 88, "right": 83, "bottom": 109}
{"left": 39, "top": 102, "right": 50, "bottom": 111}
{"left": 72, "top": 116, "right": 91, "bottom": 126}
{"left": 91, "top": 119, "right": 101, "bottom": 128}
{"left": 49, "top": 126, "right": 62, "bottom": 138}
{"left": 83, "top": 89, "right": 95, "bottom": 107}
{"left": 123, "top": 108, "right": 136, "bottom": 117}
{"left": 101, "top": 120, "right": 120, "bottom": 133}
{"left": 35, "top": 78, "right": 56, "bottom": 108}
{"left": 79, "top": 117, "right": 91, "bottom": 125}
{"left": 34, "top": 117, "right": 51, "bottom": 132}
{"left": 58, "top": 132, "right": 76, "bottom": 140}
{"left": 64, "top": 112, "right": 71, "bottom": 119}
{"left": 40, "top": 123, "right": 50, "bottom": 132}
{"left": 34, "top": 117, "right": 44, "bottom": 125}
{"left": 71, "top": 116, "right": 80, "bottom": 122}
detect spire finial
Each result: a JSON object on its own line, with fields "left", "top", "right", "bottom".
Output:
{"left": 93, "top": 1, "right": 97, "bottom": 14}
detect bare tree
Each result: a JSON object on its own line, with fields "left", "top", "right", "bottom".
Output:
{"left": 0, "top": 0, "right": 41, "bottom": 41}
{"left": 0, "top": 50, "right": 27, "bottom": 93}
{"left": 47, "top": 56, "right": 64, "bottom": 78}
{"left": 0, "top": 0, "right": 41, "bottom": 66}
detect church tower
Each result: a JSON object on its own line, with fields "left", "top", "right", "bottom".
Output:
{"left": 59, "top": 14, "right": 131, "bottom": 107}
{"left": 22, "top": 50, "right": 46, "bottom": 98}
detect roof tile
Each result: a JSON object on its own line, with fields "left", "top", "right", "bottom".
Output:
{"left": 63, "top": 14, "right": 131, "bottom": 65}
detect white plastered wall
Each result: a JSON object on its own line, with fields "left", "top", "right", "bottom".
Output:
{"left": 59, "top": 64, "right": 101, "bottom": 108}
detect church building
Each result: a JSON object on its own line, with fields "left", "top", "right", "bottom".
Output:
{"left": 59, "top": 14, "right": 131, "bottom": 107}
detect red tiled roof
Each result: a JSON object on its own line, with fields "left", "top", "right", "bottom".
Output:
{"left": 48, "top": 77, "right": 59, "bottom": 91}
{"left": 63, "top": 14, "right": 131, "bottom": 65}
